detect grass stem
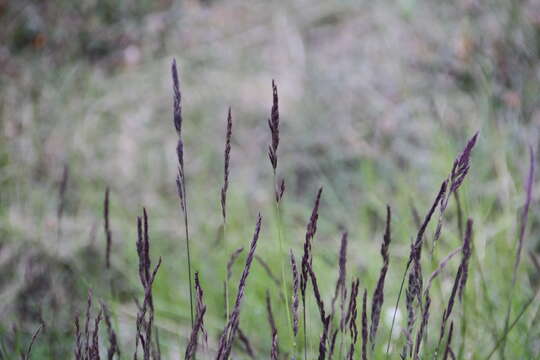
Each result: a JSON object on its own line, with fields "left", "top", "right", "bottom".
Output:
{"left": 273, "top": 173, "right": 295, "bottom": 351}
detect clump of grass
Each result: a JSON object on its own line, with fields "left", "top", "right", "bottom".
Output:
{"left": 387, "top": 132, "right": 479, "bottom": 357}
{"left": 12, "top": 61, "right": 535, "bottom": 360}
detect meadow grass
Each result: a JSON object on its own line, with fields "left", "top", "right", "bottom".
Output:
{"left": 1, "top": 1, "right": 540, "bottom": 359}
{"left": 7, "top": 64, "right": 537, "bottom": 359}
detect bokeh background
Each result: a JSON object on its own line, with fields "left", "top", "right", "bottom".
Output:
{"left": 1, "top": 0, "right": 540, "bottom": 358}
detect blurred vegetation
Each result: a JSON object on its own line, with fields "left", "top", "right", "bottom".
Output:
{"left": 1, "top": 0, "right": 539, "bottom": 358}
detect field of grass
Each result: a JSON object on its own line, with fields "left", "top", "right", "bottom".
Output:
{"left": 1, "top": 0, "right": 539, "bottom": 359}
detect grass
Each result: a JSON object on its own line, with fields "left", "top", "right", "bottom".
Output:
{"left": 1, "top": 0, "right": 540, "bottom": 359}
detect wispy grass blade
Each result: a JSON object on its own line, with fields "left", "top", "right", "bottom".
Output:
{"left": 413, "top": 291, "right": 431, "bottom": 359}
{"left": 346, "top": 279, "right": 360, "bottom": 360}
{"left": 370, "top": 205, "right": 391, "bottom": 349}
{"left": 307, "top": 260, "right": 326, "bottom": 326}
{"left": 485, "top": 295, "right": 536, "bottom": 360}
{"left": 56, "top": 163, "right": 69, "bottom": 241}
{"left": 217, "top": 214, "right": 262, "bottom": 360}
{"left": 435, "top": 221, "right": 473, "bottom": 359}
{"left": 266, "top": 290, "right": 279, "bottom": 360}
{"left": 23, "top": 323, "right": 43, "bottom": 360}
{"left": 290, "top": 250, "right": 300, "bottom": 338}
{"left": 330, "top": 232, "right": 348, "bottom": 326}
{"left": 226, "top": 247, "right": 244, "bottom": 282}
{"left": 318, "top": 315, "right": 330, "bottom": 360}
{"left": 225, "top": 247, "right": 243, "bottom": 323}
{"left": 442, "top": 322, "right": 454, "bottom": 360}
{"left": 433, "top": 132, "right": 478, "bottom": 249}
{"left": 301, "top": 188, "right": 323, "bottom": 360}
{"left": 221, "top": 107, "right": 232, "bottom": 222}
{"left": 171, "top": 58, "right": 194, "bottom": 327}
{"left": 267, "top": 80, "right": 279, "bottom": 173}
{"left": 361, "top": 289, "right": 368, "bottom": 360}
{"left": 237, "top": 328, "right": 255, "bottom": 359}
{"left": 101, "top": 302, "right": 120, "bottom": 360}
{"left": 104, "top": 187, "right": 112, "bottom": 269}
{"left": 134, "top": 208, "right": 162, "bottom": 360}
{"left": 501, "top": 145, "right": 535, "bottom": 356}
{"left": 185, "top": 272, "right": 207, "bottom": 360}
{"left": 255, "top": 255, "right": 281, "bottom": 287}
{"left": 194, "top": 272, "right": 208, "bottom": 349}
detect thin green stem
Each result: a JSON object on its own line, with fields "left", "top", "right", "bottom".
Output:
{"left": 472, "top": 247, "right": 502, "bottom": 348}
{"left": 303, "top": 296, "right": 307, "bottom": 360}
{"left": 459, "top": 293, "right": 468, "bottom": 359}
{"left": 182, "top": 178, "right": 195, "bottom": 328}
{"left": 273, "top": 173, "right": 294, "bottom": 350}
{"left": 224, "top": 221, "right": 230, "bottom": 324}
{"left": 485, "top": 296, "right": 535, "bottom": 360}
{"left": 386, "top": 260, "right": 411, "bottom": 358}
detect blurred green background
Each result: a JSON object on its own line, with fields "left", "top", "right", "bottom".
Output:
{"left": 1, "top": 0, "right": 539, "bottom": 358}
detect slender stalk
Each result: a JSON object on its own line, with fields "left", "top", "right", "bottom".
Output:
{"left": 56, "top": 163, "right": 69, "bottom": 242}
{"left": 23, "top": 324, "right": 43, "bottom": 360}
{"left": 385, "top": 260, "right": 410, "bottom": 356}
{"left": 273, "top": 173, "right": 294, "bottom": 348}
{"left": 266, "top": 80, "right": 294, "bottom": 351}
{"left": 485, "top": 296, "right": 535, "bottom": 360}
{"left": 472, "top": 243, "right": 502, "bottom": 348}
{"left": 221, "top": 107, "right": 233, "bottom": 325}
{"left": 224, "top": 222, "right": 230, "bottom": 324}
{"left": 303, "top": 297, "right": 308, "bottom": 360}
{"left": 459, "top": 290, "right": 468, "bottom": 359}
{"left": 104, "top": 187, "right": 115, "bottom": 298}
{"left": 183, "top": 180, "right": 194, "bottom": 328}
{"left": 171, "top": 59, "right": 194, "bottom": 327}
{"left": 501, "top": 146, "right": 534, "bottom": 357}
